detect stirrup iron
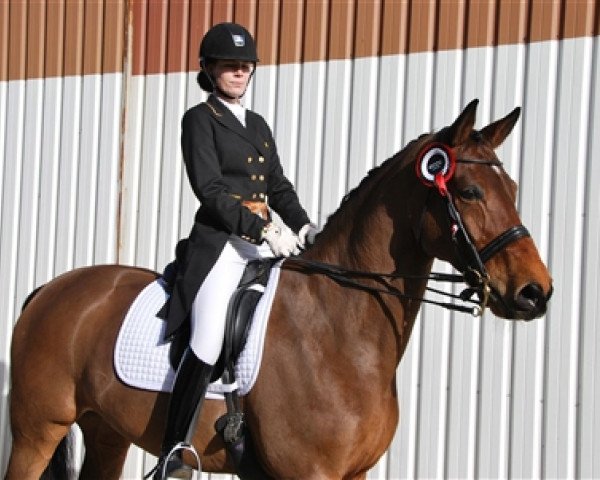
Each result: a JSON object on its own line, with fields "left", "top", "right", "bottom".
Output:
{"left": 146, "top": 442, "right": 201, "bottom": 480}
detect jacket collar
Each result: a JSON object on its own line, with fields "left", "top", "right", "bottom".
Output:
{"left": 204, "top": 95, "right": 269, "bottom": 157}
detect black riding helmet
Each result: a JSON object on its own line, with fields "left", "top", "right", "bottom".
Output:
{"left": 197, "top": 23, "right": 259, "bottom": 95}
{"left": 200, "top": 22, "right": 258, "bottom": 63}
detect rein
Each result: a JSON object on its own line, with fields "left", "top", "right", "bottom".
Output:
{"left": 283, "top": 257, "right": 483, "bottom": 316}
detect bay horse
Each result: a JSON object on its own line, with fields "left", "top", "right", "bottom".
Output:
{"left": 6, "top": 100, "right": 552, "bottom": 480}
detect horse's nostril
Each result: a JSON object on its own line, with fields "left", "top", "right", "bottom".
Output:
{"left": 515, "top": 282, "right": 546, "bottom": 311}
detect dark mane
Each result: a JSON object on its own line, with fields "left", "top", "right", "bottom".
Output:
{"left": 322, "top": 133, "right": 431, "bottom": 228}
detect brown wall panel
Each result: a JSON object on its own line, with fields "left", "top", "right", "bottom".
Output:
{"left": 7, "top": 1, "right": 26, "bottom": 81}
{"left": 529, "top": 0, "right": 561, "bottom": 43}
{"left": 497, "top": 1, "right": 528, "bottom": 45}
{"left": 278, "top": 1, "right": 304, "bottom": 64}
{"left": 256, "top": 0, "right": 280, "bottom": 65}
{"left": 64, "top": 1, "right": 84, "bottom": 77}
{"left": 131, "top": 1, "right": 147, "bottom": 75}
{"left": 355, "top": 0, "right": 381, "bottom": 57}
{"left": 45, "top": 0, "right": 65, "bottom": 78}
{"left": 234, "top": 0, "right": 257, "bottom": 33}
{"left": 26, "top": 1, "right": 45, "bottom": 80}
{"left": 145, "top": 1, "right": 168, "bottom": 74}
{"left": 211, "top": 0, "right": 234, "bottom": 24}
{"left": 2, "top": 1, "right": 600, "bottom": 81}
{"left": 0, "top": 1, "right": 7, "bottom": 81}
{"left": 407, "top": 1, "right": 435, "bottom": 53}
{"left": 380, "top": 0, "right": 408, "bottom": 56}
{"left": 466, "top": 0, "right": 495, "bottom": 47}
{"left": 103, "top": 0, "right": 125, "bottom": 74}
{"left": 563, "top": 0, "right": 595, "bottom": 38}
{"left": 329, "top": 0, "right": 355, "bottom": 60}
{"left": 187, "top": 1, "right": 212, "bottom": 71}
{"left": 82, "top": 1, "right": 103, "bottom": 76}
{"left": 167, "top": 1, "right": 190, "bottom": 74}
{"left": 437, "top": 0, "right": 465, "bottom": 51}
{"left": 303, "top": 0, "right": 329, "bottom": 62}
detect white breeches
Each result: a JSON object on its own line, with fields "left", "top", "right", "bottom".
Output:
{"left": 189, "top": 235, "right": 274, "bottom": 365}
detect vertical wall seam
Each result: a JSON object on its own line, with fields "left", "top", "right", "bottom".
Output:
{"left": 571, "top": 33, "right": 595, "bottom": 479}
{"left": 576, "top": 28, "right": 600, "bottom": 480}
{"left": 116, "top": 1, "right": 132, "bottom": 264}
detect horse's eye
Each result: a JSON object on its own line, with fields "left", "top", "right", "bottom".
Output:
{"left": 458, "top": 185, "right": 483, "bottom": 201}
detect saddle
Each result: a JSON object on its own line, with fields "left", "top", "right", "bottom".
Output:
{"left": 166, "top": 259, "right": 274, "bottom": 375}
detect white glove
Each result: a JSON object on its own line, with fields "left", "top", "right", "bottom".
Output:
{"left": 298, "top": 223, "right": 319, "bottom": 248}
{"left": 261, "top": 223, "right": 301, "bottom": 257}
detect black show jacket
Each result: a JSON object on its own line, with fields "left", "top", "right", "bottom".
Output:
{"left": 158, "top": 94, "right": 310, "bottom": 339}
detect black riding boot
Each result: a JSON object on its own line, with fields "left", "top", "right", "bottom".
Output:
{"left": 154, "top": 347, "right": 214, "bottom": 480}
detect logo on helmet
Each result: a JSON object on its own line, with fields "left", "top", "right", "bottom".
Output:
{"left": 232, "top": 34, "right": 245, "bottom": 47}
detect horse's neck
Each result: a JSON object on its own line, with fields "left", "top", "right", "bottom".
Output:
{"left": 303, "top": 184, "right": 433, "bottom": 370}
{"left": 310, "top": 168, "right": 431, "bottom": 277}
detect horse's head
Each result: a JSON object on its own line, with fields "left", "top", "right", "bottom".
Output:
{"left": 415, "top": 100, "right": 552, "bottom": 320}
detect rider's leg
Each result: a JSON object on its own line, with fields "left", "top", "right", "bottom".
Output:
{"left": 154, "top": 241, "right": 248, "bottom": 479}
{"left": 189, "top": 235, "right": 274, "bottom": 365}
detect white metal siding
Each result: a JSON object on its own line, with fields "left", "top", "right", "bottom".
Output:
{"left": 1, "top": 36, "right": 600, "bottom": 480}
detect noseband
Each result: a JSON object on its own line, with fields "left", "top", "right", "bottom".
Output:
{"left": 417, "top": 143, "right": 531, "bottom": 314}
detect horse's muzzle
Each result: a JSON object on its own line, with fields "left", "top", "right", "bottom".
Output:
{"left": 513, "top": 282, "right": 553, "bottom": 320}
{"left": 488, "top": 281, "right": 552, "bottom": 320}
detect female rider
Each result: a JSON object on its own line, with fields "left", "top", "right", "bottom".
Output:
{"left": 153, "top": 22, "right": 317, "bottom": 479}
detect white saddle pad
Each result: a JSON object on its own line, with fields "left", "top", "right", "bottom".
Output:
{"left": 114, "top": 263, "right": 282, "bottom": 400}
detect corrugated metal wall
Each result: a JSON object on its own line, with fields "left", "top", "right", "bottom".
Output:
{"left": 1, "top": 1, "right": 599, "bottom": 478}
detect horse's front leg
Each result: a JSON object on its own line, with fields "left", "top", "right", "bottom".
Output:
{"left": 78, "top": 413, "right": 132, "bottom": 480}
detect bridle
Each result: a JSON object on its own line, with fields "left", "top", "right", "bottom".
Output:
{"left": 286, "top": 142, "right": 530, "bottom": 317}
{"left": 431, "top": 156, "right": 530, "bottom": 314}
{"left": 414, "top": 142, "right": 530, "bottom": 314}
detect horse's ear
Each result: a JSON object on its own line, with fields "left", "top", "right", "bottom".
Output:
{"left": 443, "top": 99, "right": 479, "bottom": 146}
{"left": 479, "top": 106, "right": 521, "bottom": 148}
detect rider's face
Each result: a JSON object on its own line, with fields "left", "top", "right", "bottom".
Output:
{"left": 211, "top": 60, "right": 254, "bottom": 102}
